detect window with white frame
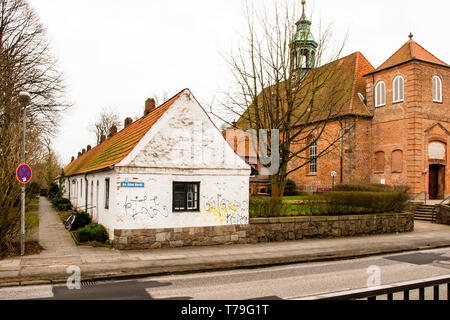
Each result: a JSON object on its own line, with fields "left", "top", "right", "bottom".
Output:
{"left": 309, "top": 140, "right": 317, "bottom": 174}
{"left": 432, "top": 76, "right": 442, "bottom": 102}
{"left": 393, "top": 76, "right": 404, "bottom": 103}
{"left": 173, "top": 182, "right": 200, "bottom": 212}
{"left": 375, "top": 81, "right": 386, "bottom": 107}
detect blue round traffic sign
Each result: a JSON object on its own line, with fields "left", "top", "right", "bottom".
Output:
{"left": 16, "top": 164, "right": 32, "bottom": 184}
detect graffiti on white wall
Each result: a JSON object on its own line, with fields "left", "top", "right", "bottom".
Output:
{"left": 121, "top": 194, "right": 169, "bottom": 221}
{"left": 202, "top": 194, "right": 248, "bottom": 225}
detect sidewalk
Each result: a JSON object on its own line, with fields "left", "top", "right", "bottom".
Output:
{"left": 1, "top": 197, "right": 450, "bottom": 286}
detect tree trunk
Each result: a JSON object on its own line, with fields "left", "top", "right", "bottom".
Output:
{"left": 271, "top": 175, "right": 286, "bottom": 202}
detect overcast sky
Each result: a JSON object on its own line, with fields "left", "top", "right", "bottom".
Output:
{"left": 30, "top": 0, "right": 450, "bottom": 165}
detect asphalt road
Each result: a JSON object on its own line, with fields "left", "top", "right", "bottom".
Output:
{"left": 1, "top": 247, "right": 449, "bottom": 300}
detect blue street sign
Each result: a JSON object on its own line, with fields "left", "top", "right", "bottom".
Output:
{"left": 120, "top": 182, "right": 144, "bottom": 188}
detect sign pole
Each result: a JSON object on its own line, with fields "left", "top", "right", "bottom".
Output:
{"left": 18, "top": 91, "right": 31, "bottom": 256}
{"left": 20, "top": 106, "right": 26, "bottom": 256}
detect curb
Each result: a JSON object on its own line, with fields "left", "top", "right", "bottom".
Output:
{"left": 1, "top": 243, "right": 449, "bottom": 288}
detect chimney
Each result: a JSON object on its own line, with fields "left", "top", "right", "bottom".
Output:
{"left": 82, "top": 148, "right": 86, "bottom": 155}
{"left": 144, "top": 98, "right": 156, "bottom": 116}
{"left": 87, "top": 145, "right": 91, "bottom": 152}
{"left": 124, "top": 117, "right": 133, "bottom": 128}
{"left": 108, "top": 125, "right": 117, "bottom": 138}
{"left": 77, "top": 152, "right": 81, "bottom": 158}
{"left": 100, "top": 135, "right": 106, "bottom": 144}
{"left": 71, "top": 156, "right": 75, "bottom": 162}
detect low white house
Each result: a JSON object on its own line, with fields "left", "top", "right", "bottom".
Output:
{"left": 62, "top": 89, "right": 251, "bottom": 243}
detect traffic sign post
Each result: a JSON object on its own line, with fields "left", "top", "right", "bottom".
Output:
{"left": 16, "top": 164, "right": 32, "bottom": 184}
{"left": 17, "top": 163, "right": 32, "bottom": 256}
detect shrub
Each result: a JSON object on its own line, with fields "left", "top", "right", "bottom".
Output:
{"left": 75, "top": 224, "right": 108, "bottom": 243}
{"left": 57, "top": 203, "right": 72, "bottom": 211}
{"left": 47, "top": 182, "right": 59, "bottom": 199}
{"left": 284, "top": 179, "right": 299, "bottom": 196}
{"left": 71, "top": 211, "right": 91, "bottom": 230}
{"left": 50, "top": 197, "right": 72, "bottom": 211}
{"left": 26, "top": 182, "right": 41, "bottom": 199}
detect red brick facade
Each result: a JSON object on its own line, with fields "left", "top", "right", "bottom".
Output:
{"left": 288, "top": 41, "right": 450, "bottom": 199}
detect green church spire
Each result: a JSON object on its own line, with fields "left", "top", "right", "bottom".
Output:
{"left": 291, "top": 0, "right": 318, "bottom": 82}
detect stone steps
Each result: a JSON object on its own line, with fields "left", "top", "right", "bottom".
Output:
{"left": 413, "top": 205, "right": 436, "bottom": 222}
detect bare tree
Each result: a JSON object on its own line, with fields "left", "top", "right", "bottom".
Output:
{"left": 89, "top": 108, "right": 122, "bottom": 145}
{"left": 152, "top": 89, "right": 171, "bottom": 107}
{"left": 0, "top": 0, "right": 69, "bottom": 255}
{"left": 211, "top": 0, "right": 350, "bottom": 200}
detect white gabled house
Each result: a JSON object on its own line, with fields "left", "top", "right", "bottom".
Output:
{"left": 62, "top": 89, "right": 251, "bottom": 240}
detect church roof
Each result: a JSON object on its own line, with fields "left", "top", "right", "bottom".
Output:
{"left": 366, "top": 39, "right": 449, "bottom": 75}
{"left": 236, "top": 51, "right": 375, "bottom": 129}
{"left": 63, "top": 89, "right": 188, "bottom": 177}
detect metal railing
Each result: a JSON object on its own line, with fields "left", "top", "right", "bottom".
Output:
{"left": 297, "top": 275, "right": 450, "bottom": 300}
{"left": 409, "top": 191, "right": 427, "bottom": 205}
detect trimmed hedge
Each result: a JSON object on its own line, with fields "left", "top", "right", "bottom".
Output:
{"left": 75, "top": 224, "right": 108, "bottom": 243}
{"left": 333, "top": 183, "right": 410, "bottom": 193}
{"left": 319, "top": 191, "right": 409, "bottom": 214}
{"left": 250, "top": 189, "right": 410, "bottom": 218}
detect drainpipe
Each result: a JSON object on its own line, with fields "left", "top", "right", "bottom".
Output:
{"left": 84, "top": 173, "right": 88, "bottom": 211}
{"left": 371, "top": 74, "right": 375, "bottom": 116}
{"left": 67, "top": 178, "right": 70, "bottom": 200}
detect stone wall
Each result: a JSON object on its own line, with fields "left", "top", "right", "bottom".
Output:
{"left": 113, "top": 213, "right": 414, "bottom": 250}
{"left": 436, "top": 205, "right": 450, "bottom": 225}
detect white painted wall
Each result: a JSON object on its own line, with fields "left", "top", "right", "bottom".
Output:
{"left": 65, "top": 171, "right": 116, "bottom": 237}
{"left": 113, "top": 169, "right": 249, "bottom": 230}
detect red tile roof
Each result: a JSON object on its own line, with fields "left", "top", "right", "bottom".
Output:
{"left": 236, "top": 51, "right": 374, "bottom": 129}
{"left": 63, "top": 89, "right": 188, "bottom": 177}
{"left": 367, "top": 40, "right": 449, "bottom": 75}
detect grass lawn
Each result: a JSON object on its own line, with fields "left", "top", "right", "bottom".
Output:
{"left": 25, "top": 198, "right": 39, "bottom": 228}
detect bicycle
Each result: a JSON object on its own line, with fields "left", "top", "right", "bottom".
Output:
{"left": 63, "top": 207, "right": 78, "bottom": 231}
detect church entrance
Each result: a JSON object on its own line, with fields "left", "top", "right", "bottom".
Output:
{"left": 429, "top": 164, "right": 445, "bottom": 199}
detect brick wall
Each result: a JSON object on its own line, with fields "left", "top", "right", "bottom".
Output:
{"left": 288, "top": 59, "right": 449, "bottom": 198}
{"left": 113, "top": 213, "right": 414, "bottom": 250}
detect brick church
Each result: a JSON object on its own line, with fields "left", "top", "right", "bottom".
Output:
{"left": 237, "top": 2, "right": 449, "bottom": 200}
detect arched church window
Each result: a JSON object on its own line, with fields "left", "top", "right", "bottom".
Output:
{"left": 432, "top": 76, "right": 442, "bottom": 103}
{"left": 375, "top": 81, "right": 386, "bottom": 107}
{"left": 393, "top": 76, "right": 404, "bottom": 103}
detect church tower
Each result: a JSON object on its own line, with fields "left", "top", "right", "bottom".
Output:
{"left": 291, "top": 0, "right": 318, "bottom": 83}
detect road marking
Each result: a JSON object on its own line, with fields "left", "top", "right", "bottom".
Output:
{"left": 0, "top": 285, "right": 54, "bottom": 300}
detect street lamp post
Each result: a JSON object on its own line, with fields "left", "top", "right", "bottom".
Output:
{"left": 331, "top": 171, "right": 337, "bottom": 191}
{"left": 18, "top": 91, "right": 31, "bottom": 256}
